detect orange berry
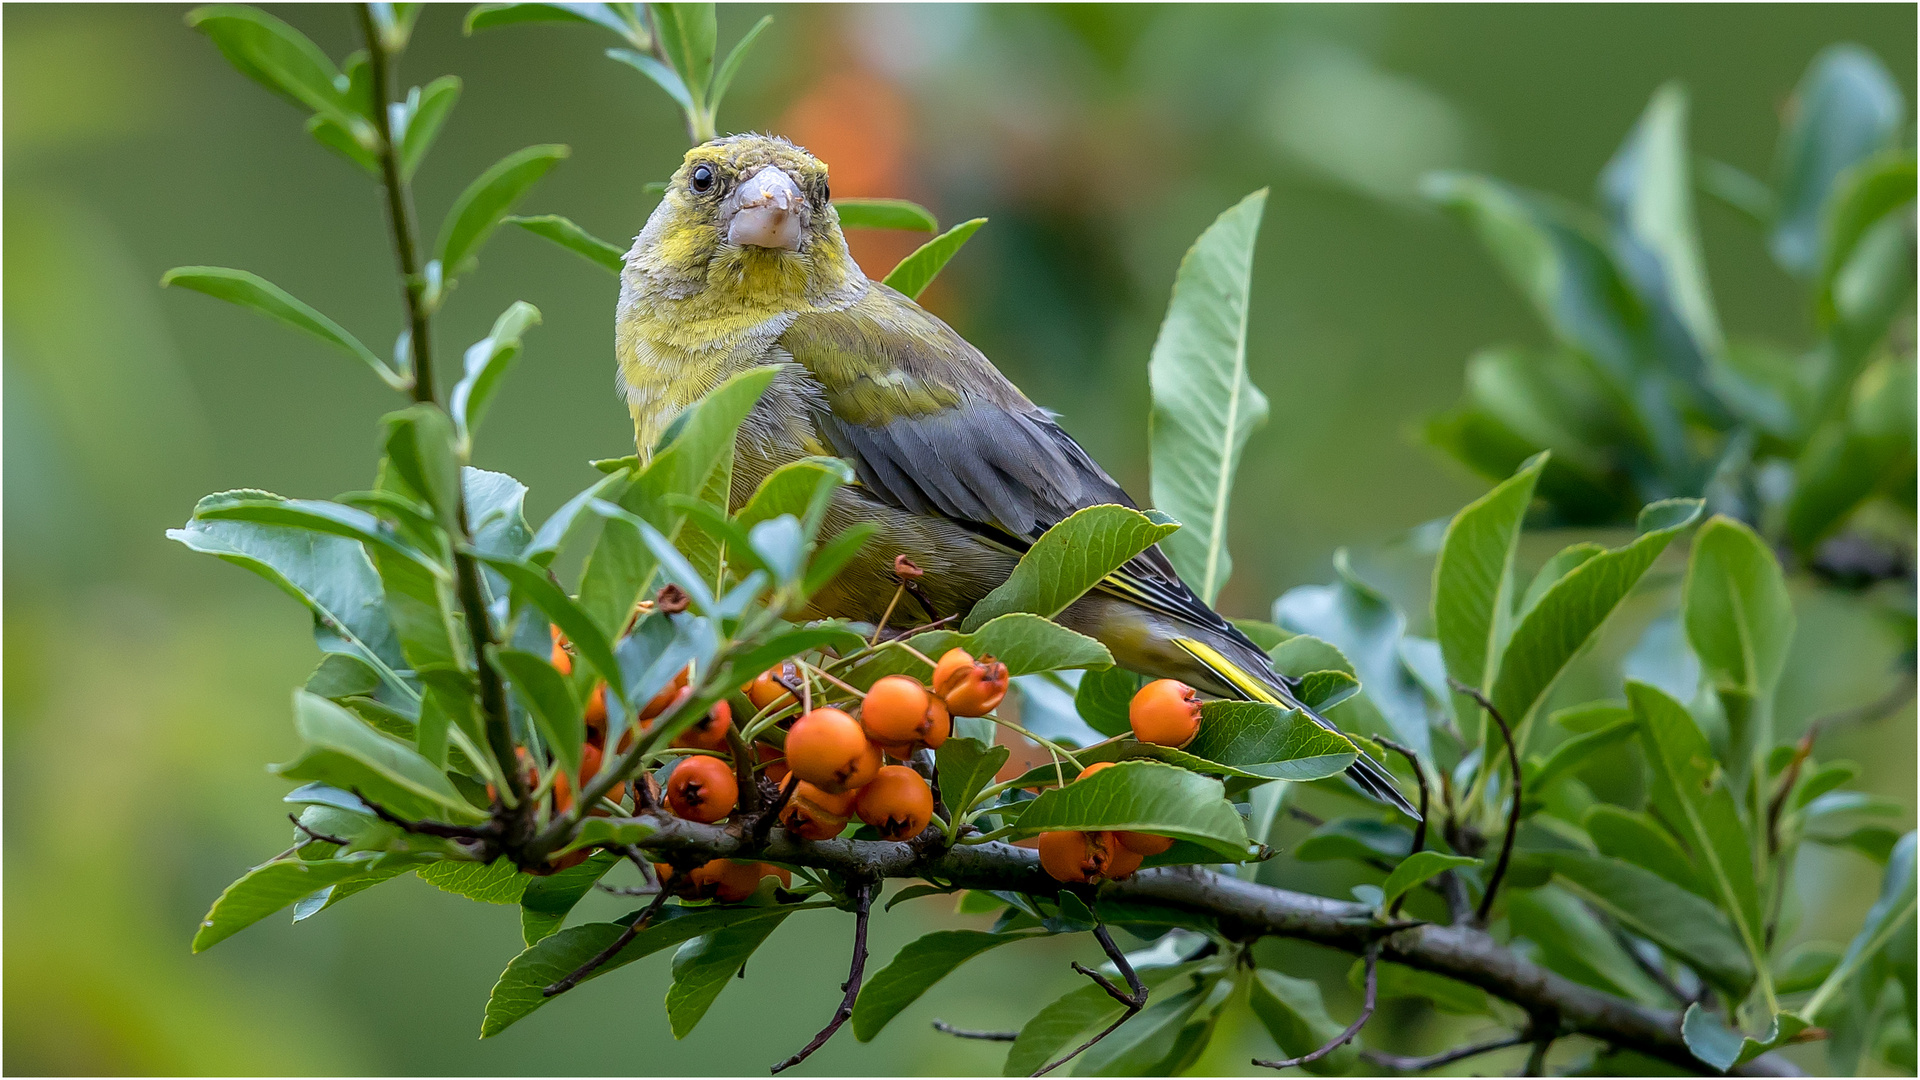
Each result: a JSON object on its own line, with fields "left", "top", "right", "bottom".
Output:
{"left": 1129, "top": 679, "right": 1202, "bottom": 747}
{"left": 1116, "top": 831, "right": 1174, "bottom": 856}
{"left": 1078, "top": 761, "right": 1115, "bottom": 779}
{"left": 679, "top": 858, "right": 759, "bottom": 901}
{"left": 855, "top": 765, "right": 935, "bottom": 841}
{"left": 756, "top": 740, "right": 789, "bottom": 783}
{"left": 643, "top": 667, "right": 691, "bottom": 721}
{"left": 1038, "top": 830, "right": 1094, "bottom": 883}
{"left": 666, "top": 755, "right": 738, "bottom": 823}
{"left": 786, "top": 708, "right": 881, "bottom": 794}
{"left": 674, "top": 700, "right": 733, "bottom": 751}
{"left": 744, "top": 664, "right": 797, "bottom": 712}
{"left": 780, "top": 781, "right": 856, "bottom": 839}
{"left": 550, "top": 625, "right": 573, "bottom": 676}
{"left": 1092, "top": 832, "right": 1144, "bottom": 879}
{"left": 862, "top": 675, "right": 933, "bottom": 741}
{"left": 584, "top": 683, "right": 608, "bottom": 741}
{"left": 932, "top": 648, "right": 1010, "bottom": 716}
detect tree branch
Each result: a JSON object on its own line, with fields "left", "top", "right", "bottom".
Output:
{"left": 1035, "top": 924, "right": 1148, "bottom": 1076}
{"left": 1361, "top": 1032, "right": 1529, "bottom": 1072}
{"left": 771, "top": 881, "right": 872, "bottom": 1074}
{"left": 607, "top": 812, "right": 1802, "bottom": 1076}
{"left": 932, "top": 1020, "right": 1018, "bottom": 1041}
{"left": 1449, "top": 679, "right": 1521, "bottom": 925}
{"left": 1253, "top": 942, "right": 1377, "bottom": 1070}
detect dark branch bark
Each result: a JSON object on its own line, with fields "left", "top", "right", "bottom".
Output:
{"left": 542, "top": 888, "right": 670, "bottom": 998}
{"left": 932, "top": 1021, "right": 1019, "bottom": 1041}
{"left": 1035, "top": 925, "right": 1148, "bottom": 1077}
{"left": 771, "top": 882, "right": 872, "bottom": 1074}
{"left": 609, "top": 812, "right": 1802, "bottom": 1076}
{"left": 1361, "top": 1032, "right": 1529, "bottom": 1072}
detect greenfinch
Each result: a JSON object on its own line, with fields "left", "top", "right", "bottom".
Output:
{"left": 616, "top": 134, "right": 1413, "bottom": 817}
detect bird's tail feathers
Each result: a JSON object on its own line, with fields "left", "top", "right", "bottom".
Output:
{"left": 1172, "top": 636, "right": 1420, "bottom": 821}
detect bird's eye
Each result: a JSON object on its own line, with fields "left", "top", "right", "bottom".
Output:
{"left": 690, "top": 164, "right": 715, "bottom": 193}
{"left": 822, "top": 182, "right": 831, "bottom": 204}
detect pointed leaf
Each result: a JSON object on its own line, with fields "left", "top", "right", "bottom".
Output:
{"left": 708, "top": 14, "right": 771, "bottom": 116}
{"left": 1380, "top": 852, "right": 1478, "bottom": 911}
{"left": 437, "top": 144, "right": 570, "bottom": 277}
{"left": 1014, "top": 761, "right": 1252, "bottom": 859}
{"left": 649, "top": 2, "right": 715, "bottom": 104}
{"left": 1248, "top": 969, "right": 1359, "bottom": 1076}
{"left": 882, "top": 217, "right": 987, "bottom": 300}
{"left": 465, "top": 2, "right": 648, "bottom": 48}
{"left": 506, "top": 214, "right": 626, "bottom": 273}
{"left": 418, "top": 859, "right": 529, "bottom": 904}
{"left": 935, "top": 736, "right": 1011, "bottom": 818}
{"left": 273, "top": 690, "right": 484, "bottom": 822}
{"left": 162, "top": 266, "right": 400, "bottom": 387}
{"left": 1147, "top": 189, "right": 1269, "bottom": 603}
{"left": 521, "top": 849, "right": 621, "bottom": 945}
{"left": 186, "top": 6, "right": 360, "bottom": 127}
{"left": 493, "top": 647, "right": 583, "bottom": 774}
{"left": 399, "top": 75, "right": 461, "bottom": 181}
{"left": 451, "top": 301, "right": 541, "bottom": 447}
{"left": 607, "top": 47, "right": 693, "bottom": 111}
{"left": 964, "top": 505, "right": 1178, "bottom": 631}
{"left": 1533, "top": 848, "right": 1751, "bottom": 999}
{"left": 1772, "top": 45, "right": 1906, "bottom": 277}
{"left": 192, "top": 853, "right": 412, "bottom": 952}
{"left": 1434, "top": 452, "right": 1546, "bottom": 710}
{"left": 1188, "top": 701, "right": 1356, "bottom": 781}
{"left": 667, "top": 908, "right": 795, "bottom": 1037}
{"left": 853, "top": 930, "right": 1037, "bottom": 1041}
{"left": 833, "top": 197, "right": 938, "bottom": 232}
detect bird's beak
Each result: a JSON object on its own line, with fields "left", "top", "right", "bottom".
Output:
{"left": 726, "top": 166, "right": 807, "bottom": 251}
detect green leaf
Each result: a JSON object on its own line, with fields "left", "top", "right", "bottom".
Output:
{"left": 1013, "top": 761, "right": 1252, "bottom": 860}
{"left": 1273, "top": 552, "right": 1432, "bottom": 756}
{"left": 1076, "top": 666, "right": 1145, "bottom": 739}
{"left": 1772, "top": 44, "right": 1906, "bottom": 278}
{"left": 186, "top": 6, "right": 361, "bottom": 130}
{"left": 901, "top": 614, "right": 1114, "bottom": 681}
{"left": 833, "top": 197, "right": 938, "bottom": 232}
{"left": 708, "top": 14, "right": 771, "bottom": 117}
{"left": 399, "top": 75, "right": 461, "bottom": 181}
{"left": 1493, "top": 500, "right": 1703, "bottom": 735}
{"left": 418, "top": 859, "right": 529, "bottom": 904}
{"left": 607, "top": 47, "right": 693, "bottom": 112}
{"left": 1074, "top": 971, "right": 1223, "bottom": 1076}
{"left": 1786, "top": 356, "right": 1917, "bottom": 552}
{"left": 1003, "top": 963, "right": 1204, "bottom": 1076}
{"left": 306, "top": 113, "right": 380, "bottom": 174}
{"left": 493, "top": 647, "right": 583, "bottom": 775}
{"left": 161, "top": 267, "right": 401, "bottom": 388}
{"left": 505, "top": 214, "right": 626, "bottom": 273}
{"left": 1247, "top": 969, "right": 1360, "bottom": 1076}
{"left": 936, "top": 737, "right": 1011, "bottom": 818}
{"left": 1804, "top": 832, "right": 1917, "bottom": 1020}
{"left": 482, "top": 904, "right": 801, "bottom": 1036}
{"left": 1380, "top": 852, "right": 1478, "bottom": 911}
{"left": 1533, "top": 849, "right": 1752, "bottom": 1000}
{"left": 964, "top": 505, "right": 1179, "bottom": 631}
{"left": 1682, "top": 1005, "right": 1810, "bottom": 1072}
{"left": 633, "top": 365, "right": 779, "bottom": 506}
{"left": 1583, "top": 804, "right": 1707, "bottom": 897}
{"left": 1508, "top": 886, "right": 1670, "bottom": 1005}
{"left": 1817, "top": 151, "right": 1917, "bottom": 330}
{"left": 381, "top": 405, "right": 464, "bottom": 533}
{"left": 560, "top": 817, "right": 660, "bottom": 854}
{"left": 713, "top": 624, "right": 866, "bottom": 696}
{"left": 526, "top": 471, "right": 626, "bottom": 567}
{"left": 192, "top": 496, "right": 439, "bottom": 573}
{"left": 451, "top": 301, "right": 541, "bottom": 448}
{"left": 1293, "top": 817, "right": 1414, "bottom": 864}
{"left": 522, "top": 850, "right": 620, "bottom": 945}
{"left": 1355, "top": 958, "right": 1490, "bottom": 1015}
{"left": 1434, "top": 452, "right": 1546, "bottom": 718}
{"left": 273, "top": 690, "right": 484, "bottom": 823}
{"left": 1635, "top": 680, "right": 1769, "bottom": 991}
{"left": 1146, "top": 189, "right": 1269, "bottom": 604}
{"left": 853, "top": 930, "right": 1036, "bottom": 1041}
{"left": 474, "top": 555, "right": 625, "bottom": 712}
{"left": 649, "top": 2, "right": 716, "bottom": 105}
{"left": 738, "top": 457, "right": 854, "bottom": 531}
{"left": 882, "top": 217, "right": 987, "bottom": 300}
{"left": 1685, "top": 516, "right": 1795, "bottom": 781}
{"left": 192, "top": 852, "right": 414, "bottom": 952}
{"left": 1186, "top": 701, "right": 1356, "bottom": 781}
{"left": 437, "top": 144, "right": 571, "bottom": 278}
{"left": 667, "top": 909, "right": 795, "bottom": 1038}
{"left": 1527, "top": 718, "right": 1637, "bottom": 798}
{"left": 465, "top": 2, "right": 649, "bottom": 49}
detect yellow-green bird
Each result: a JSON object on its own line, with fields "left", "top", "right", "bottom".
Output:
{"left": 616, "top": 134, "right": 1414, "bottom": 817}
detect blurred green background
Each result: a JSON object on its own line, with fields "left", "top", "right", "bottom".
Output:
{"left": 5, "top": 4, "right": 1914, "bottom": 1074}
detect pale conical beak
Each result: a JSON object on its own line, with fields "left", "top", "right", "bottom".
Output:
{"left": 726, "top": 166, "right": 806, "bottom": 251}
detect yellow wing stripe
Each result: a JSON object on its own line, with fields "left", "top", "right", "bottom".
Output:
{"left": 1173, "top": 637, "right": 1282, "bottom": 705}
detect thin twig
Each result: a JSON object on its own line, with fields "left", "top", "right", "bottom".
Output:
{"left": 932, "top": 1020, "right": 1018, "bottom": 1041}
{"left": 870, "top": 583, "right": 907, "bottom": 646}
{"left": 727, "top": 721, "right": 762, "bottom": 816}
{"left": 1523, "top": 1032, "right": 1553, "bottom": 1076}
{"left": 1376, "top": 738, "right": 1430, "bottom": 920}
{"left": 755, "top": 773, "right": 801, "bottom": 845}
{"left": 1360, "top": 1032, "right": 1529, "bottom": 1072}
{"left": 1033, "top": 925, "right": 1148, "bottom": 1076}
{"left": 353, "top": 789, "right": 493, "bottom": 840}
{"left": 771, "top": 882, "right": 873, "bottom": 1073}
{"left": 1254, "top": 942, "right": 1379, "bottom": 1070}
{"left": 542, "top": 888, "right": 670, "bottom": 997}
{"left": 288, "top": 813, "right": 351, "bottom": 847}
{"left": 1450, "top": 680, "right": 1521, "bottom": 925}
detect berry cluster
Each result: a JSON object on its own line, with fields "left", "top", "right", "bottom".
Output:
{"left": 1035, "top": 677, "right": 1204, "bottom": 883}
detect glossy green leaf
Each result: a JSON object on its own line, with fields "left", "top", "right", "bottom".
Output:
{"left": 161, "top": 266, "right": 401, "bottom": 387}
{"left": 525, "top": 471, "right": 626, "bottom": 567}
{"left": 1292, "top": 817, "right": 1414, "bottom": 864}
{"left": 381, "top": 405, "right": 463, "bottom": 534}
{"left": 186, "top": 6, "right": 361, "bottom": 129}
{"left": 1583, "top": 804, "right": 1707, "bottom": 897}
{"left": 667, "top": 909, "right": 795, "bottom": 1037}
{"left": 1683, "top": 1007, "right": 1809, "bottom": 1072}
{"left": 399, "top": 75, "right": 461, "bottom": 181}
{"left": 833, "top": 197, "right": 938, "bottom": 232}
{"left": 192, "top": 496, "right": 438, "bottom": 573}
{"left": 650, "top": 2, "right": 716, "bottom": 105}
{"left": 1248, "top": 968, "right": 1358, "bottom": 1075}
{"left": 493, "top": 647, "right": 583, "bottom": 775}
{"left": 1002, "top": 963, "right": 1203, "bottom": 1076}
{"left": 1147, "top": 189, "right": 1269, "bottom": 603}
{"left": 464, "top": 2, "right": 649, "bottom": 48}
{"left": 878, "top": 613, "right": 1113, "bottom": 683}
{"left": 1527, "top": 718, "right": 1636, "bottom": 797}
{"left": 1187, "top": 701, "right": 1357, "bottom": 781}
{"left": 1631, "top": 680, "right": 1768, "bottom": 993}
{"left": 272, "top": 690, "right": 485, "bottom": 823}
{"left": 451, "top": 301, "right": 541, "bottom": 447}
{"left": 193, "top": 852, "right": 414, "bottom": 952}
{"left": 882, "top": 217, "right": 987, "bottom": 300}
{"left": 1434, "top": 452, "right": 1546, "bottom": 716}
{"left": 964, "top": 505, "right": 1178, "bottom": 631}
{"left": 1380, "top": 851, "right": 1479, "bottom": 911}
{"left": 1786, "top": 356, "right": 1917, "bottom": 552}
{"left": 1493, "top": 500, "right": 1703, "bottom": 736}
{"left": 1014, "top": 761, "right": 1252, "bottom": 859}
{"left": 1508, "top": 886, "right": 1669, "bottom": 1005}
{"left": 737, "top": 456, "right": 853, "bottom": 531}
{"left": 1274, "top": 552, "right": 1431, "bottom": 755}
{"left": 936, "top": 737, "right": 1011, "bottom": 818}
{"left": 709, "top": 14, "right": 771, "bottom": 116}
{"left": 1804, "top": 832, "right": 1917, "bottom": 1020}
{"left": 713, "top": 623, "right": 866, "bottom": 693}
{"left": 1686, "top": 515, "right": 1795, "bottom": 780}
{"left": 437, "top": 144, "right": 570, "bottom": 277}
{"left": 1076, "top": 666, "right": 1144, "bottom": 739}
{"left": 1535, "top": 849, "right": 1753, "bottom": 998}
{"left": 607, "top": 47, "right": 693, "bottom": 112}
{"left": 1771, "top": 44, "right": 1905, "bottom": 277}
{"left": 1817, "top": 151, "right": 1916, "bottom": 328}
{"left": 305, "top": 114, "right": 379, "bottom": 174}
{"left": 853, "top": 930, "right": 1036, "bottom": 1041}
{"left": 473, "top": 554, "right": 625, "bottom": 712}
{"left": 505, "top": 214, "right": 626, "bottom": 273}
{"left": 521, "top": 850, "right": 621, "bottom": 945}
{"left": 1074, "top": 971, "right": 1222, "bottom": 1076}
{"left": 418, "top": 859, "right": 528, "bottom": 904}
{"left": 481, "top": 904, "right": 800, "bottom": 1036}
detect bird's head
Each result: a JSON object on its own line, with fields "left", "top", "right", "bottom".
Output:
{"left": 625, "top": 134, "right": 864, "bottom": 315}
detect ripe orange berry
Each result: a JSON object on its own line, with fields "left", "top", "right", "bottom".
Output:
{"left": 674, "top": 700, "right": 733, "bottom": 752}
{"left": 666, "top": 755, "right": 738, "bottom": 823}
{"left": 743, "top": 663, "right": 797, "bottom": 712}
{"left": 1116, "top": 830, "right": 1174, "bottom": 856}
{"left": 583, "top": 683, "right": 608, "bottom": 742}
{"left": 786, "top": 708, "right": 881, "bottom": 794}
{"left": 550, "top": 625, "right": 573, "bottom": 676}
{"left": 862, "top": 675, "right": 933, "bottom": 741}
{"left": 756, "top": 740, "right": 789, "bottom": 783}
{"left": 643, "top": 667, "right": 691, "bottom": 721}
{"left": 779, "top": 781, "right": 856, "bottom": 839}
{"left": 1093, "top": 832, "right": 1145, "bottom": 879}
{"left": 855, "top": 765, "right": 935, "bottom": 841}
{"left": 1038, "top": 830, "right": 1094, "bottom": 883}
{"left": 672, "top": 858, "right": 761, "bottom": 901}
{"left": 932, "top": 648, "right": 1010, "bottom": 716}
{"left": 1129, "top": 679, "right": 1202, "bottom": 747}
